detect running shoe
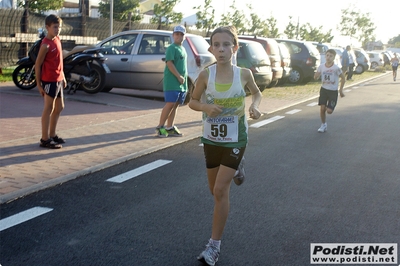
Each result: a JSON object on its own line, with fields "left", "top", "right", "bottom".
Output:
{"left": 317, "top": 123, "right": 327, "bottom": 133}
{"left": 197, "top": 241, "right": 220, "bottom": 266}
{"left": 166, "top": 126, "right": 183, "bottom": 137}
{"left": 156, "top": 127, "right": 168, "bottom": 138}
{"left": 233, "top": 156, "right": 245, "bottom": 186}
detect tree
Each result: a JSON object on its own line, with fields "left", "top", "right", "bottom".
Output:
{"left": 265, "top": 16, "right": 280, "bottom": 38}
{"left": 388, "top": 34, "right": 400, "bottom": 48}
{"left": 219, "top": 0, "right": 246, "bottom": 34}
{"left": 245, "top": 4, "right": 270, "bottom": 37}
{"left": 98, "top": 0, "right": 142, "bottom": 21}
{"left": 284, "top": 16, "right": 297, "bottom": 39}
{"left": 151, "top": 0, "right": 183, "bottom": 28}
{"left": 194, "top": 0, "right": 217, "bottom": 36}
{"left": 337, "top": 5, "right": 376, "bottom": 47}
{"left": 299, "top": 23, "right": 333, "bottom": 43}
{"left": 17, "top": 0, "right": 63, "bottom": 13}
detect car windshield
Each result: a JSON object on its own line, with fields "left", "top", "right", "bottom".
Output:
{"left": 304, "top": 42, "right": 320, "bottom": 57}
{"left": 186, "top": 35, "right": 210, "bottom": 54}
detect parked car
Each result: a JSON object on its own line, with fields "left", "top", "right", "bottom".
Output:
{"left": 382, "top": 51, "right": 393, "bottom": 66}
{"left": 205, "top": 37, "right": 272, "bottom": 91}
{"left": 96, "top": 29, "right": 216, "bottom": 94}
{"left": 353, "top": 48, "right": 371, "bottom": 74}
{"left": 277, "top": 42, "right": 292, "bottom": 85}
{"left": 238, "top": 36, "right": 283, "bottom": 87}
{"left": 312, "top": 42, "right": 342, "bottom": 68}
{"left": 275, "top": 39, "right": 320, "bottom": 84}
{"left": 367, "top": 51, "right": 384, "bottom": 69}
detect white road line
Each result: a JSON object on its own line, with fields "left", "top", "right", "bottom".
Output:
{"left": 0, "top": 207, "right": 53, "bottom": 232}
{"left": 250, "top": 115, "right": 285, "bottom": 128}
{"left": 106, "top": 159, "right": 172, "bottom": 183}
{"left": 344, "top": 89, "right": 352, "bottom": 92}
{"left": 307, "top": 102, "right": 318, "bottom": 107}
{"left": 285, "top": 109, "right": 302, "bottom": 115}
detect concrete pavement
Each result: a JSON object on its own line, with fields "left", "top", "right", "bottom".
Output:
{"left": 0, "top": 74, "right": 387, "bottom": 203}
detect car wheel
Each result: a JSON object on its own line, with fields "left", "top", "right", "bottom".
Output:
{"left": 371, "top": 62, "right": 378, "bottom": 69}
{"left": 355, "top": 65, "right": 364, "bottom": 74}
{"left": 258, "top": 85, "right": 266, "bottom": 92}
{"left": 288, "top": 68, "right": 303, "bottom": 84}
{"left": 267, "top": 80, "right": 278, "bottom": 88}
{"left": 277, "top": 77, "right": 287, "bottom": 86}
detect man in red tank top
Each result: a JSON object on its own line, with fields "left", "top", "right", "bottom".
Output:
{"left": 35, "top": 14, "right": 66, "bottom": 149}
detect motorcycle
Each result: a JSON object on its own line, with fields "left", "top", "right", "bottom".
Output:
{"left": 12, "top": 29, "right": 110, "bottom": 94}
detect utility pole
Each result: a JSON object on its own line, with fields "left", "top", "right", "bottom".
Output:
{"left": 110, "top": 0, "right": 113, "bottom": 36}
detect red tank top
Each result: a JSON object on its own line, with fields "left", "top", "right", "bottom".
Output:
{"left": 40, "top": 36, "right": 63, "bottom": 82}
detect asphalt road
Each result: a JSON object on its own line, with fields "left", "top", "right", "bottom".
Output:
{"left": 1, "top": 75, "right": 399, "bottom": 266}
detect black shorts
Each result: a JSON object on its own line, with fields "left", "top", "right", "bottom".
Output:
{"left": 392, "top": 65, "right": 398, "bottom": 71}
{"left": 42, "top": 80, "right": 64, "bottom": 98}
{"left": 318, "top": 87, "right": 338, "bottom": 111}
{"left": 203, "top": 143, "right": 245, "bottom": 170}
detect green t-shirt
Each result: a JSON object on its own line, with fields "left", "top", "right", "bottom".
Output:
{"left": 163, "top": 43, "right": 188, "bottom": 92}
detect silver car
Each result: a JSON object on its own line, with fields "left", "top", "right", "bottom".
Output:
{"left": 97, "top": 29, "right": 216, "bottom": 93}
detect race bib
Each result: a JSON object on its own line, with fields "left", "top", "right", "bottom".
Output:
{"left": 203, "top": 116, "right": 239, "bottom": 142}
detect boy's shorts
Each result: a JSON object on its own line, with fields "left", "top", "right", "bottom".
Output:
{"left": 203, "top": 143, "right": 245, "bottom": 170}
{"left": 164, "top": 91, "right": 187, "bottom": 104}
{"left": 42, "top": 80, "right": 64, "bottom": 98}
{"left": 318, "top": 87, "right": 338, "bottom": 111}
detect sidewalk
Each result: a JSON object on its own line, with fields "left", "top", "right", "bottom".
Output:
{"left": 0, "top": 74, "right": 384, "bottom": 204}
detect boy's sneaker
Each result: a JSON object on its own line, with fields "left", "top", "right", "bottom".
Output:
{"left": 317, "top": 123, "right": 327, "bottom": 133}
{"left": 156, "top": 127, "right": 168, "bottom": 138}
{"left": 40, "top": 138, "right": 62, "bottom": 149}
{"left": 197, "top": 242, "right": 220, "bottom": 266}
{"left": 52, "top": 135, "right": 65, "bottom": 144}
{"left": 166, "top": 126, "right": 182, "bottom": 137}
{"left": 233, "top": 156, "right": 245, "bottom": 186}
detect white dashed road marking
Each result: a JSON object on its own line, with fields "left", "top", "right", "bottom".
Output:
{"left": 0, "top": 207, "right": 53, "bottom": 232}
{"left": 285, "top": 109, "right": 302, "bottom": 115}
{"left": 106, "top": 159, "right": 172, "bottom": 183}
{"left": 307, "top": 102, "right": 318, "bottom": 107}
{"left": 250, "top": 115, "right": 285, "bottom": 128}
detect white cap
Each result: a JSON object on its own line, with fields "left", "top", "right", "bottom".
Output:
{"left": 173, "top": 25, "right": 186, "bottom": 34}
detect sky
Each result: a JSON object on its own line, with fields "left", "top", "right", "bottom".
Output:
{"left": 173, "top": 0, "right": 400, "bottom": 46}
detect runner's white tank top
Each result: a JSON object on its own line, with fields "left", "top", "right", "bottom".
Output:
{"left": 201, "top": 64, "right": 248, "bottom": 147}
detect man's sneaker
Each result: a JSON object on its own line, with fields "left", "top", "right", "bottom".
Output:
{"left": 52, "top": 135, "right": 65, "bottom": 144}
{"left": 156, "top": 127, "right": 168, "bottom": 138}
{"left": 317, "top": 123, "right": 327, "bottom": 133}
{"left": 233, "top": 156, "right": 245, "bottom": 186}
{"left": 39, "top": 138, "right": 62, "bottom": 149}
{"left": 166, "top": 126, "right": 183, "bottom": 137}
{"left": 197, "top": 242, "right": 220, "bottom": 266}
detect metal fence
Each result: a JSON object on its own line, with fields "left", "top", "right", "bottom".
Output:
{"left": 0, "top": 8, "right": 202, "bottom": 68}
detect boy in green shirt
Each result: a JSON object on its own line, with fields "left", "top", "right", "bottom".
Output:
{"left": 156, "top": 25, "right": 188, "bottom": 137}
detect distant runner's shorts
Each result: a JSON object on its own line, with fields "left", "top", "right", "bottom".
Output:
{"left": 392, "top": 65, "right": 398, "bottom": 71}
{"left": 42, "top": 80, "right": 64, "bottom": 98}
{"left": 164, "top": 91, "right": 187, "bottom": 104}
{"left": 203, "top": 143, "right": 245, "bottom": 170}
{"left": 318, "top": 87, "right": 338, "bottom": 111}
